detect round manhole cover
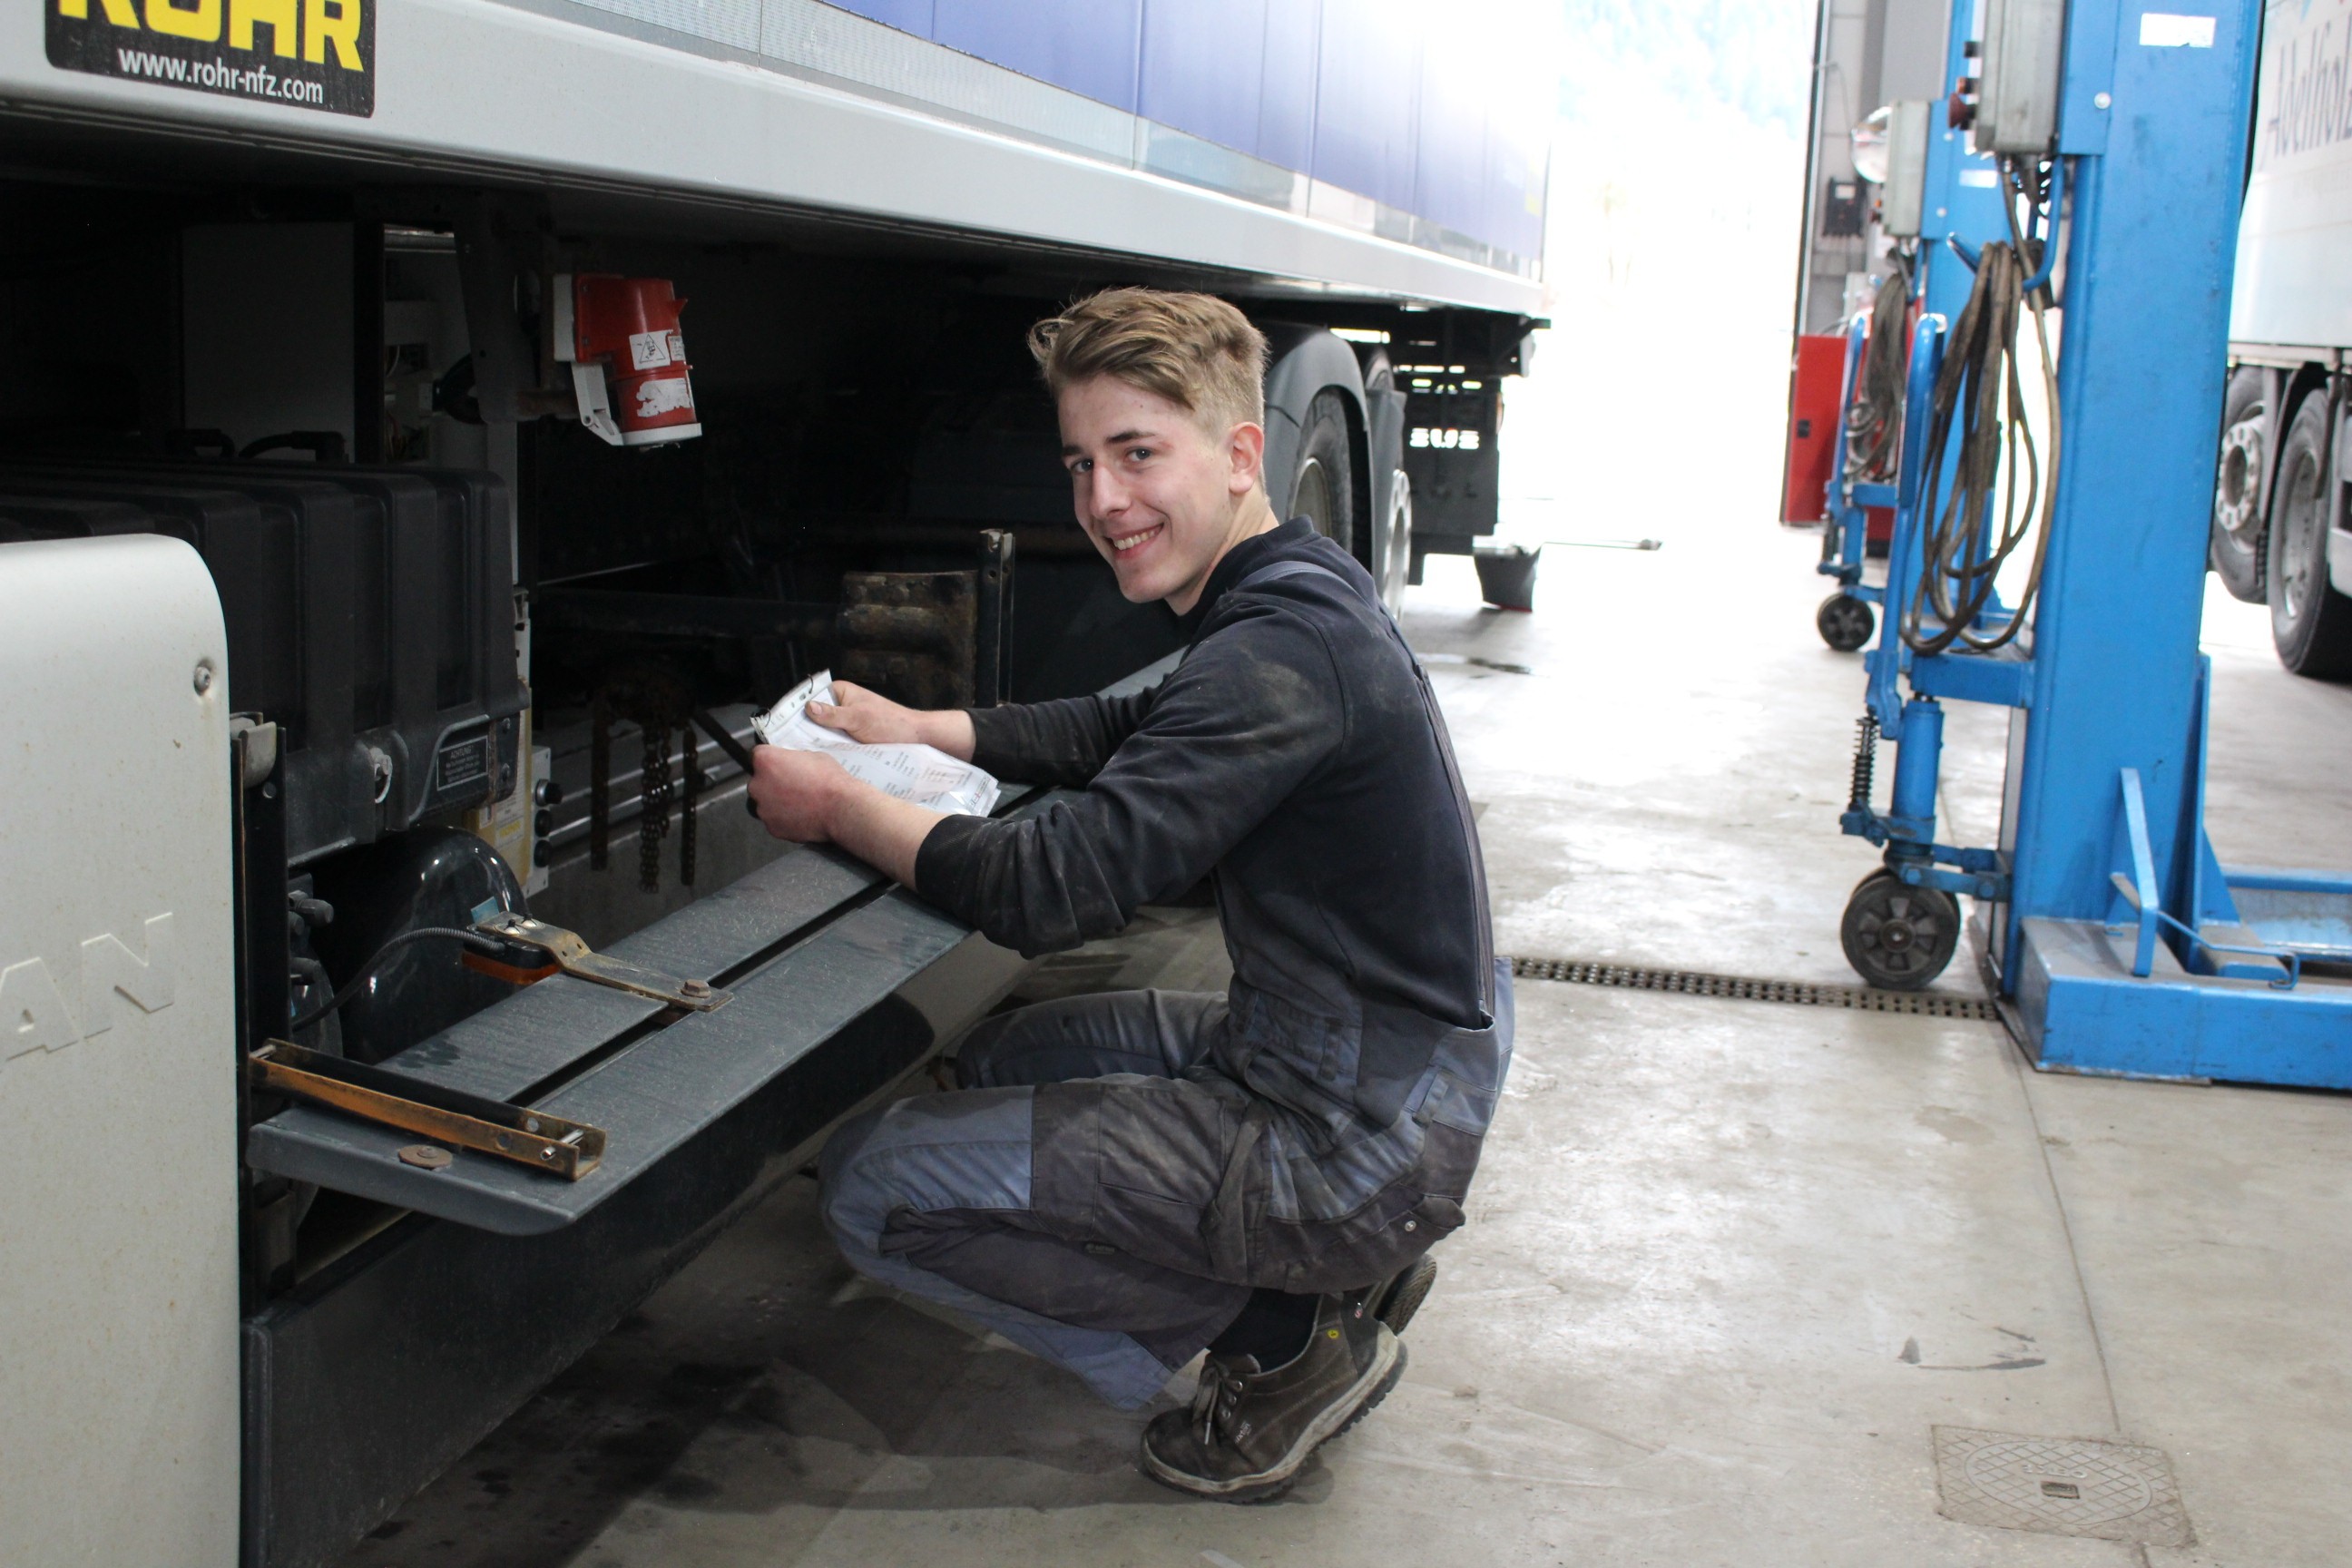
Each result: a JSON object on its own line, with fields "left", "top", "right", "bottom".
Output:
{"left": 1963, "top": 1438, "right": 2157, "bottom": 1529}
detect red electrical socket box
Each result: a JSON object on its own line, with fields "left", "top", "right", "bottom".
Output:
{"left": 554, "top": 274, "right": 702, "bottom": 446}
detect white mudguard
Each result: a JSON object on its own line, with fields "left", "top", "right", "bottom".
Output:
{"left": 0, "top": 534, "right": 239, "bottom": 1566}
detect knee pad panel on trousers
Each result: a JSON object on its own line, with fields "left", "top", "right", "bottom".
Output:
{"left": 818, "top": 1088, "right": 1036, "bottom": 1258}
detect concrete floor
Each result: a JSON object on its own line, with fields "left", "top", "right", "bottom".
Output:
{"left": 342, "top": 531, "right": 2352, "bottom": 1568}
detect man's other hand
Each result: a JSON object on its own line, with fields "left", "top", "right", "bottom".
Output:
{"left": 749, "top": 745, "right": 848, "bottom": 843}
{"left": 807, "top": 680, "right": 978, "bottom": 761}
{"left": 807, "top": 680, "right": 920, "bottom": 743}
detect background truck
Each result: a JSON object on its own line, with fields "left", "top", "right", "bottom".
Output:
{"left": 0, "top": 5, "right": 1551, "bottom": 1564}
{"left": 2205, "top": 0, "right": 2352, "bottom": 676}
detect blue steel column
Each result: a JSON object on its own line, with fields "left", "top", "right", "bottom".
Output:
{"left": 2000, "top": 4, "right": 2260, "bottom": 978}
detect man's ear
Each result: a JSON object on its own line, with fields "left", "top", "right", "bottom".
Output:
{"left": 1226, "top": 420, "right": 1266, "bottom": 497}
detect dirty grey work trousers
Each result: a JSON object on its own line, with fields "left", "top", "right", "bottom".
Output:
{"left": 818, "top": 988, "right": 1482, "bottom": 1409}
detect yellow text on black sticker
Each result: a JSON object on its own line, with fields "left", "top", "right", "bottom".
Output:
{"left": 48, "top": 0, "right": 375, "bottom": 117}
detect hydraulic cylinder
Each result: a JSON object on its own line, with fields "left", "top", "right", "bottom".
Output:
{"left": 1886, "top": 697, "right": 1945, "bottom": 860}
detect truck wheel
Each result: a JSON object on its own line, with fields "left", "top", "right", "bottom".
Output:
{"left": 1292, "top": 390, "right": 1355, "bottom": 555}
{"left": 2264, "top": 396, "right": 2352, "bottom": 678}
{"left": 2210, "top": 368, "right": 2269, "bottom": 603}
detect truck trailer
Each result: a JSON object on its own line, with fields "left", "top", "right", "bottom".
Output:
{"left": 0, "top": 5, "right": 1552, "bottom": 1564}
{"left": 2206, "top": 0, "right": 2352, "bottom": 676}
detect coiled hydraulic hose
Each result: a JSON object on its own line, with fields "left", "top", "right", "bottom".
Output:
{"left": 1845, "top": 251, "right": 1914, "bottom": 484}
{"left": 1900, "top": 158, "right": 2063, "bottom": 656}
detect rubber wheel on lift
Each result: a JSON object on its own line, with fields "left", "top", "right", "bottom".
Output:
{"left": 2209, "top": 367, "right": 2270, "bottom": 603}
{"left": 1817, "top": 592, "right": 1876, "bottom": 652}
{"left": 1839, "top": 869, "right": 1961, "bottom": 990}
{"left": 2265, "top": 394, "right": 2352, "bottom": 679}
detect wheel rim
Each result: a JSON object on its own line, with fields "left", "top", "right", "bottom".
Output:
{"left": 2280, "top": 448, "right": 2322, "bottom": 621}
{"left": 2215, "top": 416, "right": 2263, "bottom": 541}
{"left": 1383, "top": 474, "right": 1411, "bottom": 609}
{"left": 1854, "top": 887, "right": 1945, "bottom": 979}
{"left": 1295, "top": 457, "right": 1334, "bottom": 537}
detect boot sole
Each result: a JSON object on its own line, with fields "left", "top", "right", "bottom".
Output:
{"left": 1376, "top": 1257, "right": 1438, "bottom": 1335}
{"left": 1141, "top": 1331, "right": 1407, "bottom": 1504}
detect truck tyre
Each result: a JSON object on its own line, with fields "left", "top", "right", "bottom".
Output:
{"left": 2210, "top": 368, "right": 2270, "bottom": 602}
{"left": 2264, "top": 394, "right": 2352, "bottom": 678}
{"left": 1292, "top": 389, "right": 1355, "bottom": 555}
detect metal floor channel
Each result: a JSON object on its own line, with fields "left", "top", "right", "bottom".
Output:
{"left": 1508, "top": 956, "right": 2004, "bottom": 1019}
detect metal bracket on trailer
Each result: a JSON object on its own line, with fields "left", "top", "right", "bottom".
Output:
{"left": 466, "top": 911, "right": 733, "bottom": 1011}
{"left": 247, "top": 785, "right": 1048, "bottom": 1236}
{"left": 248, "top": 1039, "right": 608, "bottom": 1180}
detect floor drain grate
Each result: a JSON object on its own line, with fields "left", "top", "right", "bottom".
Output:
{"left": 1507, "top": 956, "right": 2001, "bottom": 1020}
{"left": 1932, "top": 1426, "right": 2192, "bottom": 1545}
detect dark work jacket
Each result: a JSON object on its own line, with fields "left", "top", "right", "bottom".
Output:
{"left": 916, "top": 518, "right": 1505, "bottom": 1184}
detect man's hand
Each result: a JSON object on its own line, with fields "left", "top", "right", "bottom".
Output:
{"left": 807, "top": 679, "right": 976, "bottom": 761}
{"left": 748, "top": 746, "right": 851, "bottom": 844}
{"left": 748, "top": 742, "right": 946, "bottom": 888}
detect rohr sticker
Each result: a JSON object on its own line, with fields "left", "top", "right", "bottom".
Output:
{"left": 48, "top": 0, "right": 374, "bottom": 119}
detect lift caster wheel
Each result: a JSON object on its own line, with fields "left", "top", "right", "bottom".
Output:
{"left": 1817, "top": 592, "right": 1876, "bottom": 652}
{"left": 1839, "top": 870, "right": 1960, "bottom": 990}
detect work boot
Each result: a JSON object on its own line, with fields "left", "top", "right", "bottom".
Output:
{"left": 1367, "top": 1255, "right": 1438, "bottom": 1333}
{"left": 1140, "top": 1292, "right": 1405, "bottom": 1502}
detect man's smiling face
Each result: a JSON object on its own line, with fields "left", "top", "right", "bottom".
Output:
{"left": 1058, "top": 375, "right": 1264, "bottom": 615}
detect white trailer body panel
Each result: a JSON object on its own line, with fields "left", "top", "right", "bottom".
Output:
{"left": 2231, "top": 0, "right": 2352, "bottom": 350}
{"left": 0, "top": 535, "right": 240, "bottom": 1568}
{"left": 0, "top": 0, "right": 1546, "bottom": 316}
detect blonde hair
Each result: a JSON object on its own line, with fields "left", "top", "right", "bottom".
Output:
{"left": 1027, "top": 288, "right": 1269, "bottom": 436}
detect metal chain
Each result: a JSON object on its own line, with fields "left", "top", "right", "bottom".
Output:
{"left": 639, "top": 723, "right": 671, "bottom": 892}
{"left": 593, "top": 663, "right": 691, "bottom": 892}
{"left": 588, "top": 692, "right": 612, "bottom": 871}
{"left": 679, "top": 728, "right": 701, "bottom": 887}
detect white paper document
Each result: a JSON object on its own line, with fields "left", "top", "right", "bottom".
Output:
{"left": 752, "top": 670, "right": 1001, "bottom": 818}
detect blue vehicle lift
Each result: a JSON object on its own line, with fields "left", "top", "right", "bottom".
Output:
{"left": 1817, "top": 0, "right": 2013, "bottom": 651}
{"left": 1832, "top": 0, "right": 2352, "bottom": 1088}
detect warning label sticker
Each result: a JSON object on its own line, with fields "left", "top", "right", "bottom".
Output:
{"left": 47, "top": 0, "right": 374, "bottom": 119}
{"left": 627, "top": 329, "right": 672, "bottom": 371}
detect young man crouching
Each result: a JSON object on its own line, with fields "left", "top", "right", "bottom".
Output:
{"left": 748, "top": 287, "right": 1511, "bottom": 1500}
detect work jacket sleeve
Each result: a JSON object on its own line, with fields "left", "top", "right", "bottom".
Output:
{"left": 916, "top": 606, "right": 1340, "bottom": 956}
{"left": 965, "top": 686, "right": 1160, "bottom": 787}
